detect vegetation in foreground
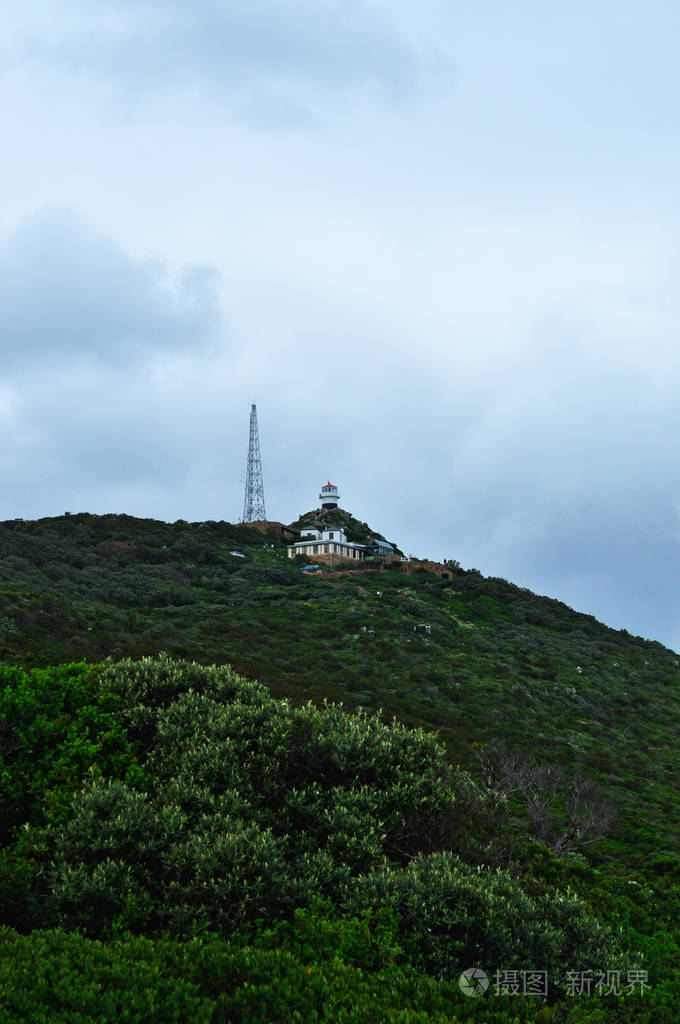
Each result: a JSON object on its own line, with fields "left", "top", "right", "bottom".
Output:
{"left": 1, "top": 656, "right": 679, "bottom": 1022}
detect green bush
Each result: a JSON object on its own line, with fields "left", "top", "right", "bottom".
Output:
{"left": 0, "top": 661, "right": 142, "bottom": 843}
{"left": 345, "top": 852, "right": 623, "bottom": 989}
{"left": 0, "top": 927, "right": 214, "bottom": 1024}
{"left": 3, "top": 656, "right": 614, "bottom": 1001}
{"left": 0, "top": 918, "right": 560, "bottom": 1024}
{"left": 25, "top": 658, "right": 508, "bottom": 937}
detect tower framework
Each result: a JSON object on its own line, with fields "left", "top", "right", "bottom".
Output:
{"left": 241, "top": 404, "right": 266, "bottom": 522}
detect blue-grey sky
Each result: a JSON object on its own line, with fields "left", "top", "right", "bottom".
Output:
{"left": 4, "top": 1, "right": 680, "bottom": 649}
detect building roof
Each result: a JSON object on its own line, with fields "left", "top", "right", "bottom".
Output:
{"left": 288, "top": 538, "right": 365, "bottom": 549}
{"left": 368, "top": 538, "right": 395, "bottom": 550}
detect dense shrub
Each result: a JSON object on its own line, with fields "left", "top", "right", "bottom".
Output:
{"left": 0, "top": 913, "right": 560, "bottom": 1024}
{"left": 0, "top": 661, "right": 143, "bottom": 843}
{"left": 345, "top": 852, "right": 624, "bottom": 989}
{"left": 5, "top": 656, "right": 615, "bottom": 993}
{"left": 0, "top": 927, "right": 214, "bottom": 1024}
{"left": 0, "top": 652, "right": 672, "bottom": 1020}
{"left": 32, "top": 657, "right": 504, "bottom": 935}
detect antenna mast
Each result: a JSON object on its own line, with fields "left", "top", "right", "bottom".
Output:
{"left": 242, "top": 404, "right": 266, "bottom": 522}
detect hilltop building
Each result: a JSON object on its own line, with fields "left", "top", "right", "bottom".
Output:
{"left": 291, "top": 524, "right": 365, "bottom": 563}
{"left": 319, "top": 482, "right": 340, "bottom": 509}
{"left": 287, "top": 481, "right": 395, "bottom": 566}
{"left": 365, "top": 538, "right": 395, "bottom": 558}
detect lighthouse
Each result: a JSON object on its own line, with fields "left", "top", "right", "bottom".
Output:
{"left": 319, "top": 481, "right": 340, "bottom": 510}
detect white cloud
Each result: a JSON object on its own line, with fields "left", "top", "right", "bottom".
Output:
{"left": 6, "top": 0, "right": 432, "bottom": 119}
{"left": 0, "top": 209, "right": 222, "bottom": 367}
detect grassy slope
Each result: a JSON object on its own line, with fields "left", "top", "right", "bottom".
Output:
{"left": 0, "top": 512, "right": 678, "bottom": 872}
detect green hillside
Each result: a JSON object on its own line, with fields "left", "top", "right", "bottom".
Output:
{"left": 0, "top": 512, "right": 677, "bottom": 868}
{"left": 1, "top": 513, "right": 679, "bottom": 1021}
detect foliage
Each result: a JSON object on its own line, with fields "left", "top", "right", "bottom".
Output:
{"left": 346, "top": 851, "right": 623, "bottom": 992}
{"left": 0, "top": 911, "right": 557, "bottom": 1024}
{"left": 0, "top": 513, "right": 677, "bottom": 876}
{"left": 26, "top": 657, "right": 536, "bottom": 948}
{"left": 0, "top": 661, "right": 142, "bottom": 843}
{"left": 1, "top": 510, "right": 680, "bottom": 1019}
{"left": 0, "top": 655, "right": 640, "bottom": 1021}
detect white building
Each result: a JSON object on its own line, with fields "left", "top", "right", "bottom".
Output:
{"left": 288, "top": 480, "right": 397, "bottom": 566}
{"left": 319, "top": 482, "right": 340, "bottom": 509}
{"left": 288, "top": 523, "right": 365, "bottom": 563}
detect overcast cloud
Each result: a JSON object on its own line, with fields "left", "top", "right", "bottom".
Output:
{"left": 0, "top": 209, "right": 221, "bottom": 367}
{"left": 3, "top": 0, "right": 680, "bottom": 650}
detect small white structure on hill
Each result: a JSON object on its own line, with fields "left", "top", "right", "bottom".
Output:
{"left": 289, "top": 522, "right": 365, "bottom": 563}
{"left": 319, "top": 482, "right": 340, "bottom": 509}
{"left": 288, "top": 480, "right": 396, "bottom": 566}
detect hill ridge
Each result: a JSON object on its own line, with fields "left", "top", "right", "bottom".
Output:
{"left": 0, "top": 512, "right": 678, "bottom": 873}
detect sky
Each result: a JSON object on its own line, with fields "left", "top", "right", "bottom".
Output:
{"left": 3, "top": 0, "right": 680, "bottom": 649}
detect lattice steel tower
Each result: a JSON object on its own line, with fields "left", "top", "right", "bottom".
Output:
{"left": 241, "top": 404, "right": 266, "bottom": 522}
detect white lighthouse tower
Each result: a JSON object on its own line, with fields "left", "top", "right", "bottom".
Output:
{"left": 319, "top": 481, "right": 340, "bottom": 510}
